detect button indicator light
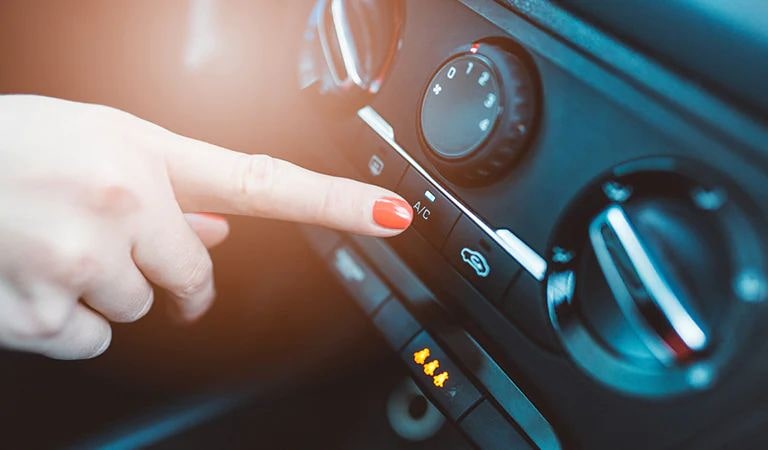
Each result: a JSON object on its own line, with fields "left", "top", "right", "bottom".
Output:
{"left": 413, "top": 347, "right": 450, "bottom": 389}
{"left": 433, "top": 372, "right": 449, "bottom": 388}
{"left": 423, "top": 359, "right": 440, "bottom": 376}
{"left": 413, "top": 348, "right": 431, "bottom": 365}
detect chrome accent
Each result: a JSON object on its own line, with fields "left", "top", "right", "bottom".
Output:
{"left": 496, "top": 230, "right": 547, "bottom": 280}
{"left": 361, "top": 105, "right": 394, "bottom": 140}
{"left": 318, "top": 0, "right": 363, "bottom": 90}
{"left": 329, "top": 0, "right": 365, "bottom": 88}
{"left": 589, "top": 205, "right": 708, "bottom": 363}
{"left": 358, "top": 106, "right": 547, "bottom": 281}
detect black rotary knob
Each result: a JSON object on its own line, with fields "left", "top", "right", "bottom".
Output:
{"left": 419, "top": 42, "right": 539, "bottom": 184}
{"left": 546, "top": 158, "right": 768, "bottom": 397}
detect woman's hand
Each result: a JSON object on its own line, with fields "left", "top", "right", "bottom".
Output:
{"left": 0, "top": 95, "right": 413, "bottom": 360}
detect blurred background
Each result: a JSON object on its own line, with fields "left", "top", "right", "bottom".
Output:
{"left": 0, "top": 1, "right": 445, "bottom": 448}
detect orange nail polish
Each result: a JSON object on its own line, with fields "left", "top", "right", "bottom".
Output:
{"left": 373, "top": 197, "right": 413, "bottom": 230}
{"left": 195, "top": 212, "right": 227, "bottom": 222}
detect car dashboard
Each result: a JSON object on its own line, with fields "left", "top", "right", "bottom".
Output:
{"left": 299, "top": 0, "right": 768, "bottom": 449}
{"left": 2, "top": 1, "right": 768, "bottom": 449}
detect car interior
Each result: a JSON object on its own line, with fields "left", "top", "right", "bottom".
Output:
{"left": 2, "top": 1, "right": 768, "bottom": 449}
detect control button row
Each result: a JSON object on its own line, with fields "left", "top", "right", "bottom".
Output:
{"left": 325, "top": 242, "right": 483, "bottom": 422}
{"left": 330, "top": 246, "right": 390, "bottom": 315}
{"left": 306, "top": 229, "right": 558, "bottom": 449}
{"left": 357, "top": 105, "right": 547, "bottom": 281}
{"left": 374, "top": 299, "right": 534, "bottom": 448}
{"left": 443, "top": 215, "right": 522, "bottom": 303}
{"left": 372, "top": 297, "right": 422, "bottom": 351}
{"left": 399, "top": 330, "right": 536, "bottom": 449}
{"left": 327, "top": 242, "right": 424, "bottom": 350}
{"left": 349, "top": 121, "right": 550, "bottom": 355}
{"left": 397, "top": 166, "right": 522, "bottom": 304}
{"left": 401, "top": 331, "right": 482, "bottom": 421}
{"left": 346, "top": 125, "right": 523, "bottom": 306}
{"left": 461, "top": 400, "right": 534, "bottom": 450}
{"left": 398, "top": 167, "right": 461, "bottom": 248}
{"left": 343, "top": 126, "right": 409, "bottom": 191}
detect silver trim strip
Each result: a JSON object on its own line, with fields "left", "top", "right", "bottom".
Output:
{"left": 358, "top": 106, "right": 548, "bottom": 281}
{"left": 590, "top": 205, "right": 707, "bottom": 360}
{"left": 330, "top": 0, "right": 365, "bottom": 88}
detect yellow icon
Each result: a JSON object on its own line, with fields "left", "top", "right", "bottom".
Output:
{"left": 433, "top": 372, "right": 449, "bottom": 388}
{"left": 413, "top": 348, "right": 431, "bottom": 365}
{"left": 423, "top": 360, "right": 440, "bottom": 376}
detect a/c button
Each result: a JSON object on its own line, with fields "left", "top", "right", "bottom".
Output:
{"left": 397, "top": 168, "right": 460, "bottom": 248}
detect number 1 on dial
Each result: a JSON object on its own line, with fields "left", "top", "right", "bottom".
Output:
{"left": 466, "top": 61, "right": 474, "bottom": 75}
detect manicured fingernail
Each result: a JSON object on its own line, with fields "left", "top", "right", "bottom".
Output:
{"left": 194, "top": 212, "right": 227, "bottom": 222}
{"left": 373, "top": 197, "right": 413, "bottom": 230}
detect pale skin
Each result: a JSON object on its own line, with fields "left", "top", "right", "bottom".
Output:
{"left": 0, "top": 95, "right": 411, "bottom": 360}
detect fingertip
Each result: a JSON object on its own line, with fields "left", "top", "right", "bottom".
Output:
{"left": 41, "top": 308, "right": 113, "bottom": 360}
{"left": 185, "top": 213, "right": 230, "bottom": 248}
{"left": 372, "top": 196, "right": 413, "bottom": 233}
{"left": 86, "top": 324, "right": 112, "bottom": 359}
{"left": 166, "top": 283, "right": 215, "bottom": 324}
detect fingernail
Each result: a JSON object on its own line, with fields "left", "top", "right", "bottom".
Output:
{"left": 373, "top": 197, "right": 413, "bottom": 230}
{"left": 193, "top": 212, "right": 227, "bottom": 222}
{"left": 89, "top": 326, "right": 112, "bottom": 359}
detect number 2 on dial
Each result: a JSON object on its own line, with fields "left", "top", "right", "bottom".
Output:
{"left": 478, "top": 71, "right": 490, "bottom": 86}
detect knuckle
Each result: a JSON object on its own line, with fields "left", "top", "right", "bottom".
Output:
{"left": 88, "top": 178, "right": 141, "bottom": 217}
{"left": 82, "top": 103, "right": 151, "bottom": 150}
{"left": 13, "top": 302, "right": 72, "bottom": 339}
{"left": 26, "top": 318, "right": 66, "bottom": 338}
{"left": 237, "top": 154, "right": 278, "bottom": 214}
{"left": 42, "top": 237, "right": 97, "bottom": 289}
{"left": 85, "top": 103, "right": 131, "bottom": 126}
{"left": 173, "top": 252, "right": 213, "bottom": 299}
{"left": 17, "top": 315, "right": 65, "bottom": 339}
{"left": 313, "top": 178, "right": 341, "bottom": 224}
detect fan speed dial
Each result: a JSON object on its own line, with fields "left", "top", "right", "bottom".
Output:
{"left": 419, "top": 43, "right": 539, "bottom": 184}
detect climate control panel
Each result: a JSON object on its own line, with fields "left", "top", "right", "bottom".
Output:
{"left": 300, "top": 0, "right": 768, "bottom": 449}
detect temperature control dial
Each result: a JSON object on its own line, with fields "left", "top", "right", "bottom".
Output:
{"left": 299, "top": 0, "right": 404, "bottom": 109}
{"left": 546, "top": 158, "right": 768, "bottom": 397}
{"left": 419, "top": 43, "right": 539, "bottom": 184}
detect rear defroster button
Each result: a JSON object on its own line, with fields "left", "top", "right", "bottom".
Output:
{"left": 347, "top": 127, "right": 409, "bottom": 190}
{"left": 397, "top": 168, "right": 460, "bottom": 248}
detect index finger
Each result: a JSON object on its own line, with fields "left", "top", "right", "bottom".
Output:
{"left": 159, "top": 132, "right": 413, "bottom": 237}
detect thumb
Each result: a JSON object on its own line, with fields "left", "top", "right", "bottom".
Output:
{"left": 184, "top": 213, "right": 230, "bottom": 249}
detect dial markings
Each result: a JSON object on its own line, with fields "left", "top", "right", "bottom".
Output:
{"left": 421, "top": 54, "right": 501, "bottom": 158}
